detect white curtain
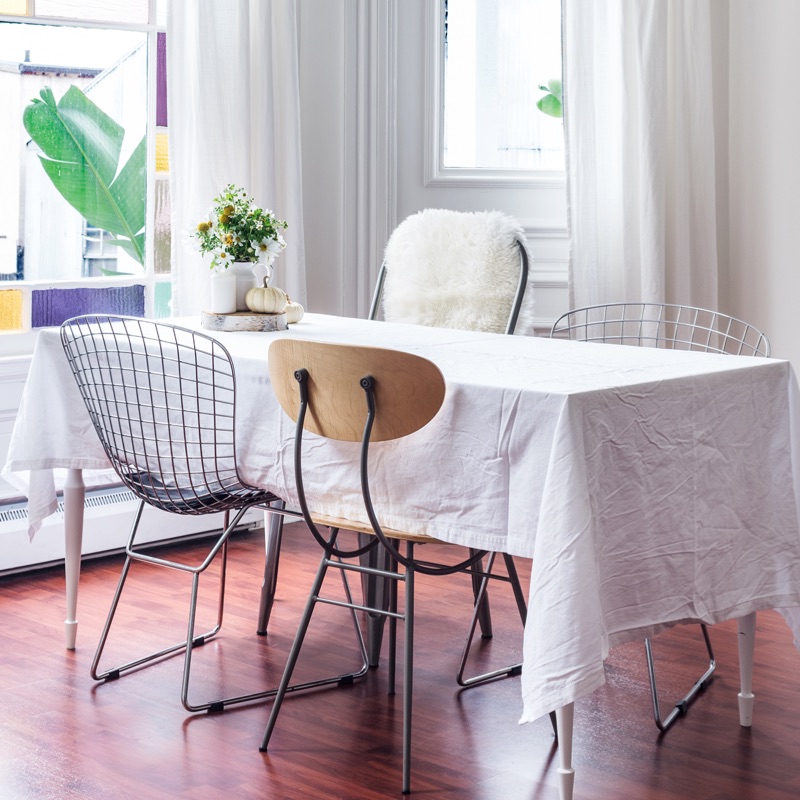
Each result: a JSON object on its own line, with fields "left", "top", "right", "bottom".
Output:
{"left": 562, "top": 0, "right": 718, "bottom": 310}
{"left": 167, "top": 0, "right": 306, "bottom": 315}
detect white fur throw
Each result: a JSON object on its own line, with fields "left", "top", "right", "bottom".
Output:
{"left": 381, "top": 209, "right": 535, "bottom": 335}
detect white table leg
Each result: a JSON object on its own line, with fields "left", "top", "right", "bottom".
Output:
{"left": 556, "top": 702, "right": 575, "bottom": 800}
{"left": 737, "top": 611, "right": 756, "bottom": 726}
{"left": 63, "top": 468, "right": 85, "bottom": 650}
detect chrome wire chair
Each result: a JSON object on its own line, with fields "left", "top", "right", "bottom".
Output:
{"left": 260, "top": 339, "right": 533, "bottom": 794}
{"left": 550, "top": 302, "right": 770, "bottom": 357}
{"left": 551, "top": 302, "right": 771, "bottom": 732}
{"left": 60, "top": 315, "right": 360, "bottom": 713}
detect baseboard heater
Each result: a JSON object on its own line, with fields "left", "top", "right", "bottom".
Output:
{"left": 0, "top": 486, "right": 265, "bottom": 576}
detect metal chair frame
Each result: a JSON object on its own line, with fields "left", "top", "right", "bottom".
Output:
{"left": 260, "top": 341, "right": 536, "bottom": 794}
{"left": 550, "top": 302, "right": 771, "bottom": 732}
{"left": 365, "top": 216, "right": 531, "bottom": 676}
{"left": 60, "top": 315, "right": 359, "bottom": 713}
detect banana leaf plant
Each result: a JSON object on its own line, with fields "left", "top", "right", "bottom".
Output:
{"left": 23, "top": 85, "right": 146, "bottom": 268}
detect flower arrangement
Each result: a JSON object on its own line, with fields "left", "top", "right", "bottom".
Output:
{"left": 194, "top": 184, "right": 288, "bottom": 272}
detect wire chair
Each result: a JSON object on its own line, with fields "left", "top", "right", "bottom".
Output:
{"left": 60, "top": 315, "right": 354, "bottom": 713}
{"left": 550, "top": 302, "right": 771, "bottom": 732}
{"left": 550, "top": 302, "right": 770, "bottom": 357}
{"left": 260, "top": 339, "right": 535, "bottom": 794}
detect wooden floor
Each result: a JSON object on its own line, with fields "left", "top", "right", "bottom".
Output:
{"left": 2, "top": 524, "right": 800, "bottom": 800}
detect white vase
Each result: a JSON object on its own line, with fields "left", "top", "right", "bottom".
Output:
{"left": 232, "top": 261, "right": 257, "bottom": 311}
{"left": 251, "top": 259, "right": 273, "bottom": 288}
{"left": 209, "top": 270, "right": 237, "bottom": 314}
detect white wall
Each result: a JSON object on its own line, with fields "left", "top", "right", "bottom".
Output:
{"left": 297, "top": 0, "right": 569, "bottom": 327}
{"left": 727, "top": 0, "right": 800, "bottom": 366}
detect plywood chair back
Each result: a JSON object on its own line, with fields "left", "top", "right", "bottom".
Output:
{"left": 268, "top": 339, "right": 446, "bottom": 443}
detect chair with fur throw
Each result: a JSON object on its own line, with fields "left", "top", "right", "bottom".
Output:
{"left": 361, "top": 208, "right": 541, "bottom": 699}
{"left": 369, "top": 208, "right": 534, "bottom": 335}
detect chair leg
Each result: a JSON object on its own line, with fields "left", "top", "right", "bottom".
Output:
{"left": 470, "top": 548, "right": 493, "bottom": 639}
{"left": 359, "top": 531, "right": 393, "bottom": 667}
{"left": 645, "top": 623, "right": 716, "bottom": 733}
{"left": 456, "top": 553, "right": 526, "bottom": 688}
{"left": 90, "top": 504, "right": 228, "bottom": 683}
{"left": 401, "top": 543, "right": 415, "bottom": 795}
{"left": 258, "top": 552, "right": 372, "bottom": 750}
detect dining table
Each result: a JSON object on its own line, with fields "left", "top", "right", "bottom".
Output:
{"left": 6, "top": 311, "right": 800, "bottom": 800}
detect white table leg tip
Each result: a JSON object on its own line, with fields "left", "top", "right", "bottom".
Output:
{"left": 65, "top": 620, "right": 78, "bottom": 650}
{"left": 557, "top": 768, "right": 575, "bottom": 800}
{"left": 738, "top": 692, "right": 754, "bottom": 727}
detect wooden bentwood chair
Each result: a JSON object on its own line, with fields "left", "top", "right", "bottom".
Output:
{"left": 59, "top": 315, "right": 351, "bottom": 712}
{"left": 259, "top": 339, "right": 531, "bottom": 794}
{"left": 551, "top": 302, "right": 771, "bottom": 732}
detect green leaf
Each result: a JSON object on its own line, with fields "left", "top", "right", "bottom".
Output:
{"left": 537, "top": 94, "right": 563, "bottom": 118}
{"left": 536, "top": 78, "right": 563, "bottom": 118}
{"left": 23, "top": 85, "right": 145, "bottom": 265}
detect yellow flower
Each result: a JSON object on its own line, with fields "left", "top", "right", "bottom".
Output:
{"left": 197, "top": 221, "right": 211, "bottom": 233}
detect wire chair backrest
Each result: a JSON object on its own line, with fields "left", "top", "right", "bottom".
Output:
{"left": 550, "top": 303, "right": 771, "bottom": 357}
{"left": 368, "top": 209, "right": 530, "bottom": 335}
{"left": 60, "top": 315, "right": 249, "bottom": 514}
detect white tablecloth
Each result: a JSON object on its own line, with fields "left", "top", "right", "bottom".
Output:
{"left": 6, "top": 313, "right": 800, "bottom": 723}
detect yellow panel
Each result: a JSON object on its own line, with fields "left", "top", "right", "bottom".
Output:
{"left": 0, "top": 289, "right": 23, "bottom": 331}
{"left": 155, "top": 132, "right": 169, "bottom": 173}
{"left": 0, "top": 0, "right": 28, "bottom": 14}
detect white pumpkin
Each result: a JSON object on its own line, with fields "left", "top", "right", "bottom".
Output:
{"left": 284, "top": 296, "right": 304, "bottom": 323}
{"left": 245, "top": 278, "right": 288, "bottom": 314}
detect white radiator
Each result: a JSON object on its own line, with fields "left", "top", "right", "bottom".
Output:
{"left": 0, "top": 486, "right": 264, "bottom": 575}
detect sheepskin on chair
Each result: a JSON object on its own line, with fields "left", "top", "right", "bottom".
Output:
{"left": 381, "top": 208, "right": 535, "bottom": 335}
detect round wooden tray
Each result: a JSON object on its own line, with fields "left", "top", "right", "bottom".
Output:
{"left": 201, "top": 310, "right": 288, "bottom": 332}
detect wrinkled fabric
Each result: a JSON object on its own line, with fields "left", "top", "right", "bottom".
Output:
{"left": 6, "top": 314, "right": 800, "bottom": 724}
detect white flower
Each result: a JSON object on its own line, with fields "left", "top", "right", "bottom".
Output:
{"left": 213, "top": 248, "right": 234, "bottom": 272}
{"left": 252, "top": 236, "right": 283, "bottom": 263}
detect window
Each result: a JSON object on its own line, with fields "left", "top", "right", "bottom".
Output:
{"left": 431, "top": 0, "right": 563, "bottom": 183}
{"left": 0, "top": 0, "right": 169, "bottom": 341}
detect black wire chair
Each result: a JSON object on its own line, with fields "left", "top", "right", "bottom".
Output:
{"left": 260, "top": 339, "right": 537, "bottom": 794}
{"left": 551, "top": 302, "right": 771, "bottom": 732}
{"left": 60, "top": 315, "right": 357, "bottom": 713}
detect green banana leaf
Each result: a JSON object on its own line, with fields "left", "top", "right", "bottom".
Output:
{"left": 23, "top": 85, "right": 146, "bottom": 266}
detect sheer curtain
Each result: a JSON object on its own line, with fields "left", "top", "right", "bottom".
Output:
{"left": 167, "top": 0, "right": 306, "bottom": 315}
{"left": 562, "top": 0, "right": 718, "bottom": 310}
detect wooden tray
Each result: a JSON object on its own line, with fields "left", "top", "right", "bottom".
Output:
{"left": 201, "top": 310, "right": 288, "bottom": 332}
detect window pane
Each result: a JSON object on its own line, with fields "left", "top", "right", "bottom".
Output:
{"left": 35, "top": 0, "right": 148, "bottom": 25}
{"left": 0, "top": 22, "right": 147, "bottom": 281}
{"left": 443, "top": 0, "right": 564, "bottom": 171}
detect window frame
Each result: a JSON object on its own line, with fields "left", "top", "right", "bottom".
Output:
{"left": 0, "top": 0, "right": 166, "bottom": 354}
{"left": 424, "top": 0, "right": 565, "bottom": 189}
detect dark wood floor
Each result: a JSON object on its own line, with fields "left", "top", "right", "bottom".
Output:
{"left": 2, "top": 524, "right": 800, "bottom": 800}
